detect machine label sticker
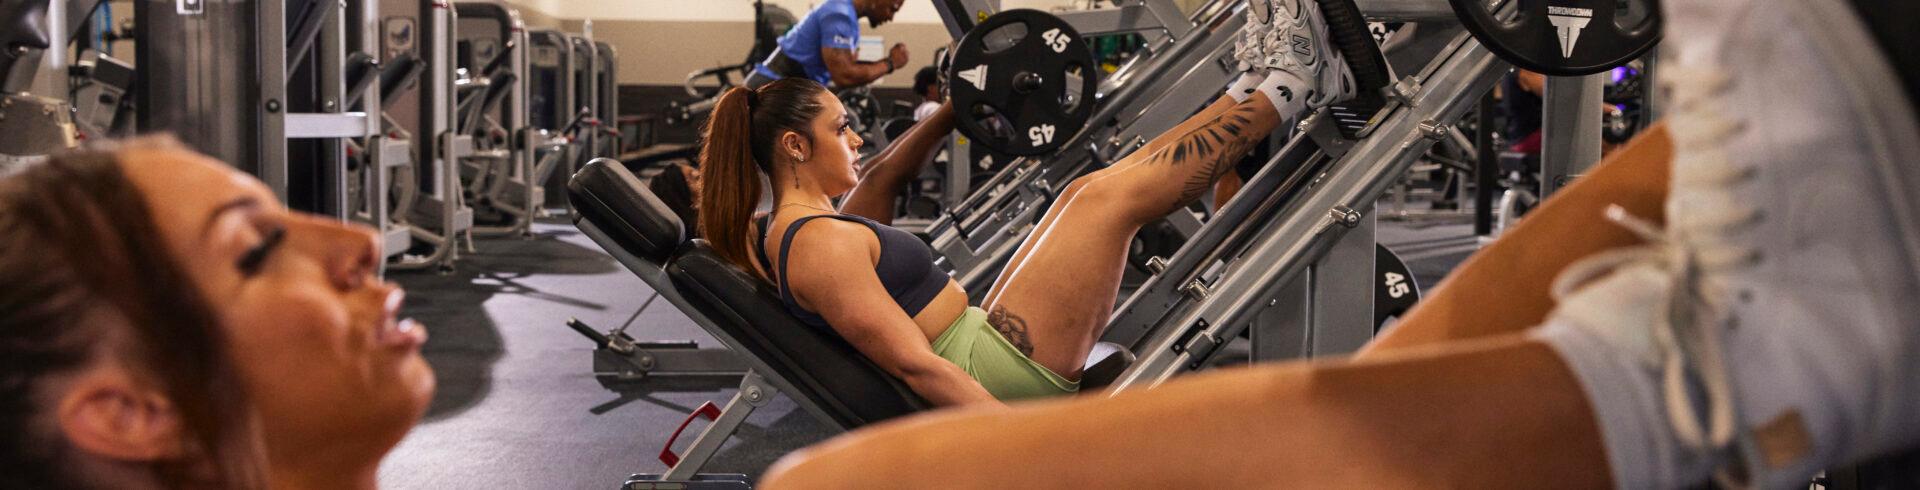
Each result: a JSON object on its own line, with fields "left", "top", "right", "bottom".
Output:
{"left": 1041, "top": 28, "right": 1071, "bottom": 53}
{"left": 1546, "top": 6, "right": 1594, "bottom": 58}
{"left": 1027, "top": 124, "right": 1056, "bottom": 146}
{"left": 959, "top": 65, "right": 987, "bottom": 91}
{"left": 177, "top": 0, "right": 204, "bottom": 15}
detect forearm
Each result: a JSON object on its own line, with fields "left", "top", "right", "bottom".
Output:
{"left": 764, "top": 336, "right": 1608, "bottom": 488}
{"left": 840, "top": 103, "right": 955, "bottom": 222}
{"left": 1363, "top": 122, "right": 1671, "bottom": 354}
{"left": 897, "top": 358, "right": 1001, "bottom": 407}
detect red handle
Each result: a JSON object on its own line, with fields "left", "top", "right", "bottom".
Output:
{"left": 659, "top": 401, "right": 722, "bottom": 467}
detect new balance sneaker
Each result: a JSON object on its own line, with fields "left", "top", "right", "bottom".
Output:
{"left": 1248, "top": 0, "right": 1356, "bottom": 108}
{"left": 1535, "top": 0, "right": 1920, "bottom": 488}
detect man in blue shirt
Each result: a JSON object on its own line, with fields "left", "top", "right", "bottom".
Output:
{"left": 746, "top": 0, "right": 910, "bottom": 89}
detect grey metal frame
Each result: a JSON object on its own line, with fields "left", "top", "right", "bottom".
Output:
{"left": 389, "top": 0, "right": 475, "bottom": 272}
{"left": 1105, "top": 20, "right": 1513, "bottom": 390}
{"left": 925, "top": 0, "right": 1243, "bottom": 298}
{"left": 456, "top": 0, "right": 538, "bottom": 238}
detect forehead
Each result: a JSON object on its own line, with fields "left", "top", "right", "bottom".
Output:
{"left": 119, "top": 147, "right": 276, "bottom": 235}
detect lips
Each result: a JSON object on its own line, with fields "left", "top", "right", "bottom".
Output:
{"left": 378, "top": 288, "right": 429, "bottom": 349}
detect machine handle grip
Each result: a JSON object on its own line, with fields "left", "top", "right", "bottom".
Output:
{"left": 659, "top": 401, "right": 723, "bottom": 467}
{"left": 564, "top": 318, "right": 610, "bottom": 348}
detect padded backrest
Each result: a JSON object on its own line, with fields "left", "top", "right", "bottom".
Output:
{"left": 568, "top": 159, "right": 684, "bottom": 263}
{"left": 669, "top": 245, "right": 930, "bottom": 427}
{"left": 567, "top": 158, "right": 929, "bottom": 427}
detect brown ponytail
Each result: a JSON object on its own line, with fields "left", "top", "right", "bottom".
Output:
{"left": 696, "top": 79, "right": 829, "bottom": 274}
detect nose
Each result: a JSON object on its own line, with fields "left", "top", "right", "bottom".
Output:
{"left": 285, "top": 214, "right": 381, "bottom": 290}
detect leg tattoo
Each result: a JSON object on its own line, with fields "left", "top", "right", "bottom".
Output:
{"left": 986, "top": 306, "right": 1037, "bottom": 357}
{"left": 1142, "top": 104, "right": 1268, "bottom": 211}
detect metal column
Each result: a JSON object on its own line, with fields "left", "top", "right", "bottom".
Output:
{"left": 1538, "top": 73, "right": 1603, "bottom": 198}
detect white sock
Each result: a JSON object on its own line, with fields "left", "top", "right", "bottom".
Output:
{"left": 1225, "top": 72, "right": 1266, "bottom": 103}
{"left": 1255, "top": 70, "right": 1311, "bottom": 118}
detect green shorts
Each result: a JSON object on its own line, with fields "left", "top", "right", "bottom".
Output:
{"left": 930, "top": 307, "right": 1079, "bottom": 401}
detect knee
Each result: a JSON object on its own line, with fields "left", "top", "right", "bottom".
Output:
{"left": 1060, "top": 172, "right": 1134, "bottom": 211}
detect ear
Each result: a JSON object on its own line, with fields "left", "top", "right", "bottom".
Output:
{"left": 780, "top": 131, "right": 813, "bottom": 162}
{"left": 57, "top": 368, "right": 186, "bottom": 462}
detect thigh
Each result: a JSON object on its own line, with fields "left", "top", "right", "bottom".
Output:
{"left": 1361, "top": 123, "right": 1672, "bottom": 355}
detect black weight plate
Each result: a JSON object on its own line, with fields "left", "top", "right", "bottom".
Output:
{"left": 947, "top": 9, "right": 1099, "bottom": 156}
{"left": 1374, "top": 243, "right": 1421, "bottom": 333}
{"left": 1448, "top": 0, "right": 1662, "bottom": 76}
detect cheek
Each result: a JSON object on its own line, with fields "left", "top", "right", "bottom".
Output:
{"left": 222, "top": 280, "right": 358, "bottom": 402}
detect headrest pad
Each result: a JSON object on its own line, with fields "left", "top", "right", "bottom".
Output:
{"left": 568, "top": 159, "right": 686, "bottom": 263}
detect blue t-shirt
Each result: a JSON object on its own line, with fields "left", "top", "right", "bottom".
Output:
{"left": 755, "top": 0, "right": 860, "bottom": 86}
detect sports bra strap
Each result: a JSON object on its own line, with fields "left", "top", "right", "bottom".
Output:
{"left": 775, "top": 214, "right": 871, "bottom": 303}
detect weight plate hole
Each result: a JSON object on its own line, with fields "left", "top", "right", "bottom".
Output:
{"left": 981, "top": 21, "right": 1030, "bottom": 54}
{"left": 967, "top": 103, "right": 1017, "bottom": 143}
{"left": 1060, "top": 63, "right": 1086, "bottom": 112}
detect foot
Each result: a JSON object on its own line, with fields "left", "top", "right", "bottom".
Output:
{"left": 1247, "top": 0, "right": 1356, "bottom": 108}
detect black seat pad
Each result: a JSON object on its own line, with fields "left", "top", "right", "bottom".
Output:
{"left": 568, "top": 159, "right": 929, "bottom": 428}
{"left": 669, "top": 245, "right": 930, "bottom": 427}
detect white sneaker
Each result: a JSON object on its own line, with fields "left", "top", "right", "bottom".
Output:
{"left": 1537, "top": 0, "right": 1920, "bottom": 487}
{"left": 1229, "top": 19, "right": 1266, "bottom": 74}
{"left": 1248, "top": 0, "right": 1355, "bottom": 108}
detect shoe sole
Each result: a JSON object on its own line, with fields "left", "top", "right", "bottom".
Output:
{"left": 1310, "top": 0, "right": 1393, "bottom": 138}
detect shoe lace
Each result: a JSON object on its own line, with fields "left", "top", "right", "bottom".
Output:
{"left": 1549, "top": 66, "right": 1761, "bottom": 471}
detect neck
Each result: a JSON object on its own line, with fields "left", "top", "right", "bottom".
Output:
{"left": 773, "top": 171, "right": 837, "bottom": 213}
{"left": 269, "top": 449, "right": 380, "bottom": 490}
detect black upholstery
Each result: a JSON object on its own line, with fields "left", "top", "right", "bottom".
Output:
{"left": 669, "top": 247, "right": 930, "bottom": 427}
{"left": 568, "top": 159, "right": 929, "bottom": 428}
{"left": 1, "top": 0, "right": 50, "bottom": 90}
{"left": 568, "top": 160, "right": 683, "bottom": 263}
{"left": 379, "top": 54, "right": 425, "bottom": 108}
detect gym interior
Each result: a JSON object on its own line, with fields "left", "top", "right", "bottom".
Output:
{"left": 2, "top": 0, "right": 1917, "bottom": 488}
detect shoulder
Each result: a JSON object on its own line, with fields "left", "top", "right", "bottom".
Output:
{"left": 787, "top": 216, "right": 879, "bottom": 253}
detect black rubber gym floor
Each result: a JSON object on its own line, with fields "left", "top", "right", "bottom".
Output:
{"left": 375, "top": 213, "right": 1479, "bottom": 488}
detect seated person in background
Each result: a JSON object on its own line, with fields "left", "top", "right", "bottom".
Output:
{"left": 746, "top": 0, "right": 910, "bottom": 90}
{"left": 760, "top": 0, "right": 1920, "bottom": 487}
{"left": 912, "top": 66, "right": 942, "bottom": 121}
{"left": 700, "top": 0, "right": 1359, "bottom": 405}
{"left": 0, "top": 137, "right": 434, "bottom": 489}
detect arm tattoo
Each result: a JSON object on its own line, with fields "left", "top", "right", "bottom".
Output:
{"left": 1142, "top": 104, "right": 1268, "bottom": 210}
{"left": 986, "top": 306, "right": 1037, "bottom": 357}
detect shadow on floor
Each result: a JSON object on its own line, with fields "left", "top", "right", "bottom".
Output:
{"left": 394, "top": 227, "right": 624, "bottom": 421}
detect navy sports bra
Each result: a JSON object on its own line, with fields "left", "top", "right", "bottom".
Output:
{"left": 755, "top": 214, "right": 950, "bottom": 329}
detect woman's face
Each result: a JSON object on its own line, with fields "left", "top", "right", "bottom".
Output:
{"left": 799, "top": 93, "right": 864, "bottom": 196}
{"left": 120, "top": 148, "right": 433, "bottom": 462}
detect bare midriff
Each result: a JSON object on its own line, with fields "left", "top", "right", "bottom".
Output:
{"left": 911, "top": 280, "right": 971, "bottom": 342}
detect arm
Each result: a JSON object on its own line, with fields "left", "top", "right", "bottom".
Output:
{"left": 762, "top": 336, "right": 1608, "bottom": 488}
{"left": 839, "top": 101, "right": 955, "bottom": 223}
{"left": 786, "top": 220, "right": 1001, "bottom": 407}
{"left": 821, "top": 47, "right": 902, "bottom": 88}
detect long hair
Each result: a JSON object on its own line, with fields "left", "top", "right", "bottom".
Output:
{"left": 695, "top": 78, "right": 829, "bottom": 273}
{"left": 0, "top": 137, "right": 265, "bottom": 489}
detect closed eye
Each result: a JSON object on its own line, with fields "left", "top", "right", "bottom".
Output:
{"left": 237, "top": 226, "right": 286, "bottom": 276}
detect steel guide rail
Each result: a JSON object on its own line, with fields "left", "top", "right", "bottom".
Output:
{"left": 1109, "top": 28, "right": 1511, "bottom": 390}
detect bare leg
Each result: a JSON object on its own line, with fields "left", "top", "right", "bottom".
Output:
{"left": 763, "top": 336, "right": 1608, "bottom": 488}
{"left": 982, "top": 97, "right": 1284, "bottom": 377}
{"left": 1360, "top": 122, "right": 1671, "bottom": 355}
{"left": 839, "top": 103, "right": 957, "bottom": 224}
{"left": 981, "top": 95, "right": 1241, "bottom": 307}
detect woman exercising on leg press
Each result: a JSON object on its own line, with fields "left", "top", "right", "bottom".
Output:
{"left": 696, "top": 0, "right": 1356, "bottom": 405}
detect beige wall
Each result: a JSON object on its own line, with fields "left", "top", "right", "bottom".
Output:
{"left": 561, "top": 19, "right": 951, "bottom": 88}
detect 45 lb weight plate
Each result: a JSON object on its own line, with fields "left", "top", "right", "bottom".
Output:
{"left": 946, "top": 9, "right": 1099, "bottom": 156}
{"left": 1449, "top": 0, "right": 1662, "bottom": 76}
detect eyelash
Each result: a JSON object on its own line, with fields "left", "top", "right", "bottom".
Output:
{"left": 237, "top": 226, "right": 286, "bottom": 276}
